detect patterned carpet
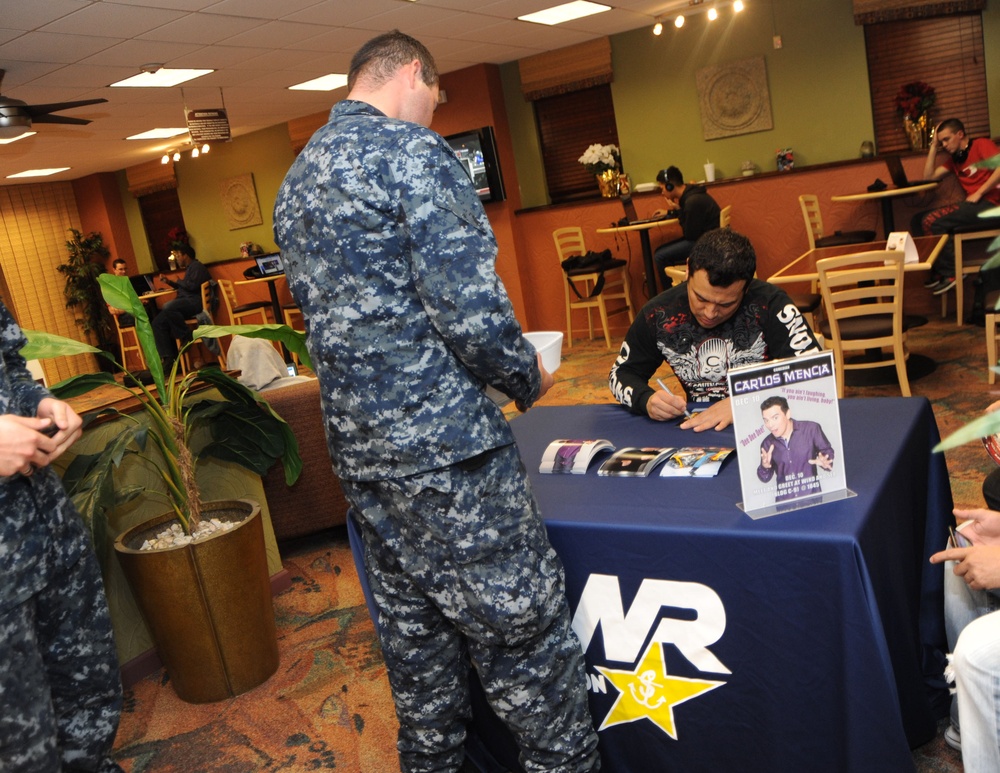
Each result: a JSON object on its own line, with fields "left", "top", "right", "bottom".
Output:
{"left": 112, "top": 315, "right": 995, "bottom": 772}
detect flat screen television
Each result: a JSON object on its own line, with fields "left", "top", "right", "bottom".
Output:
{"left": 444, "top": 126, "right": 506, "bottom": 204}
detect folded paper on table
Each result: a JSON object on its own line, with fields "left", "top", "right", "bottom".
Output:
{"left": 885, "top": 231, "right": 918, "bottom": 264}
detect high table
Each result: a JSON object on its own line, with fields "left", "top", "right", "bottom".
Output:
{"left": 349, "top": 399, "right": 951, "bottom": 772}
{"left": 596, "top": 218, "right": 682, "bottom": 299}
{"left": 831, "top": 182, "right": 938, "bottom": 238}
{"left": 767, "top": 233, "right": 948, "bottom": 286}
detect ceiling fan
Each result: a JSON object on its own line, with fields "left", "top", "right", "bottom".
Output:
{"left": 0, "top": 68, "right": 107, "bottom": 140}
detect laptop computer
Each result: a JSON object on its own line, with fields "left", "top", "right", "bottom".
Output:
{"left": 129, "top": 274, "right": 156, "bottom": 296}
{"left": 620, "top": 195, "right": 676, "bottom": 227}
{"left": 883, "top": 155, "right": 935, "bottom": 188}
{"left": 254, "top": 253, "right": 284, "bottom": 277}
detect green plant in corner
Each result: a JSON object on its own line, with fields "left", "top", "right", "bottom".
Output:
{"left": 21, "top": 273, "right": 311, "bottom": 566}
{"left": 57, "top": 229, "right": 114, "bottom": 355}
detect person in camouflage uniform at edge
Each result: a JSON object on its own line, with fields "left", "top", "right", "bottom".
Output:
{"left": 274, "top": 30, "right": 600, "bottom": 773}
{"left": 0, "top": 300, "right": 123, "bottom": 772}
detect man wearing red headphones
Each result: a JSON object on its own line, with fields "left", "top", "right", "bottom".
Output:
{"left": 652, "top": 165, "right": 721, "bottom": 291}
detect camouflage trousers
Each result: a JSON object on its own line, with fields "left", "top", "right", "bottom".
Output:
{"left": 0, "top": 550, "right": 123, "bottom": 772}
{"left": 345, "top": 445, "right": 600, "bottom": 773}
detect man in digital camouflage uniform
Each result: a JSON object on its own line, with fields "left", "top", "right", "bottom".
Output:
{"left": 0, "top": 300, "right": 123, "bottom": 772}
{"left": 274, "top": 30, "right": 600, "bottom": 773}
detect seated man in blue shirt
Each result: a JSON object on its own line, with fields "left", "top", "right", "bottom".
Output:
{"left": 756, "top": 395, "right": 834, "bottom": 502}
{"left": 152, "top": 243, "right": 209, "bottom": 369}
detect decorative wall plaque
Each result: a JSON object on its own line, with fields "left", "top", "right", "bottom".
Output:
{"left": 219, "top": 173, "right": 263, "bottom": 230}
{"left": 696, "top": 57, "right": 774, "bottom": 141}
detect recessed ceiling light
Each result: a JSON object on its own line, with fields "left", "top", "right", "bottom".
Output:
{"left": 0, "top": 131, "right": 35, "bottom": 145}
{"left": 7, "top": 167, "right": 70, "bottom": 178}
{"left": 126, "top": 128, "right": 190, "bottom": 140}
{"left": 288, "top": 74, "right": 349, "bottom": 91}
{"left": 519, "top": 1, "right": 611, "bottom": 26}
{"left": 111, "top": 69, "right": 213, "bottom": 88}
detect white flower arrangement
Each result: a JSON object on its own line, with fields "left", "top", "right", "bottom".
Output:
{"left": 578, "top": 143, "right": 621, "bottom": 175}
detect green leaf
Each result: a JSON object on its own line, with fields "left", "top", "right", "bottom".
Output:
{"left": 934, "top": 411, "right": 1000, "bottom": 451}
{"left": 21, "top": 329, "right": 102, "bottom": 361}
{"left": 98, "top": 274, "right": 165, "bottom": 396}
{"left": 47, "top": 372, "right": 118, "bottom": 399}
{"left": 195, "top": 323, "right": 311, "bottom": 369}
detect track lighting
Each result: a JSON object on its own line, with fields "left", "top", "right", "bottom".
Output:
{"left": 708, "top": 7, "right": 718, "bottom": 20}
{"left": 674, "top": 15, "right": 685, "bottom": 27}
{"left": 653, "top": 20, "right": 663, "bottom": 35}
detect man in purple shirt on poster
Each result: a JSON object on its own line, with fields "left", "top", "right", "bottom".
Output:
{"left": 756, "top": 395, "right": 834, "bottom": 502}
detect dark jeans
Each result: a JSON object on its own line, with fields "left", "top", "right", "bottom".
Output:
{"left": 653, "top": 238, "right": 694, "bottom": 289}
{"left": 152, "top": 296, "right": 201, "bottom": 361}
{"left": 911, "top": 201, "right": 1000, "bottom": 278}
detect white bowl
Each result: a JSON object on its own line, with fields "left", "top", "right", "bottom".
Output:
{"left": 485, "top": 331, "right": 564, "bottom": 406}
{"left": 524, "top": 331, "right": 563, "bottom": 374}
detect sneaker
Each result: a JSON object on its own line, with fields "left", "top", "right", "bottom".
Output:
{"left": 924, "top": 274, "right": 944, "bottom": 288}
{"left": 944, "top": 724, "right": 961, "bottom": 752}
{"left": 932, "top": 277, "right": 957, "bottom": 295}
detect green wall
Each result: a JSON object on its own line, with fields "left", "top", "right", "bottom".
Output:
{"left": 175, "top": 124, "right": 296, "bottom": 263}
{"left": 117, "top": 124, "right": 298, "bottom": 270}
{"left": 504, "top": 0, "right": 1000, "bottom": 208}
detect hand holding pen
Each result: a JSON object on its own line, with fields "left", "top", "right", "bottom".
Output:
{"left": 644, "top": 378, "right": 693, "bottom": 422}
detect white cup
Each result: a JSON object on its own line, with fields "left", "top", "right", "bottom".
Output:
{"left": 703, "top": 163, "right": 716, "bottom": 182}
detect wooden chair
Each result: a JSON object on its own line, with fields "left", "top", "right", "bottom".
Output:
{"left": 799, "top": 194, "right": 876, "bottom": 250}
{"left": 553, "top": 227, "right": 634, "bottom": 348}
{"left": 664, "top": 205, "right": 734, "bottom": 287}
{"left": 114, "top": 313, "right": 146, "bottom": 372}
{"left": 218, "top": 278, "right": 272, "bottom": 325}
{"left": 179, "top": 281, "right": 227, "bottom": 373}
{"left": 939, "top": 228, "right": 1000, "bottom": 325}
{"left": 816, "top": 250, "right": 910, "bottom": 397}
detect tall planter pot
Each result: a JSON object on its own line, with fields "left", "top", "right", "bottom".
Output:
{"left": 113, "top": 499, "right": 279, "bottom": 703}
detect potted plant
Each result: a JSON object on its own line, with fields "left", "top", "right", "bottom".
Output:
{"left": 56, "top": 229, "right": 115, "bottom": 366}
{"left": 23, "top": 273, "right": 312, "bottom": 703}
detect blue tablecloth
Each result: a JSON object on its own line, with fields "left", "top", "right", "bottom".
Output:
{"left": 349, "top": 397, "right": 951, "bottom": 772}
{"left": 508, "top": 397, "right": 950, "bottom": 772}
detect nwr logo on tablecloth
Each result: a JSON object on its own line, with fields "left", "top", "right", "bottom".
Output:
{"left": 572, "top": 575, "right": 729, "bottom": 740}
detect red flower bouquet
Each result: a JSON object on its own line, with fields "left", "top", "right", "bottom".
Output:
{"left": 894, "top": 81, "right": 936, "bottom": 119}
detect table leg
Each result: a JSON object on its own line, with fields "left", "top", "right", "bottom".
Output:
{"left": 639, "top": 231, "right": 658, "bottom": 298}
{"left": 267, "top": 278, "right": 293, "bottom": 364}
{"left": 880, "top": 198, "right": 896, "bottom": 238}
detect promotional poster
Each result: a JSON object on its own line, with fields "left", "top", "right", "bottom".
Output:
{"left": 727, "top": 350, "right": 849, "bottom": 516}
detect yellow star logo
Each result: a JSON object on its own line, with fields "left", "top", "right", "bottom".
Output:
{"left": 595, "top": 641, "right": 724, "bottom": 739}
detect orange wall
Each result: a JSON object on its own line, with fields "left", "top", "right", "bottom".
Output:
{"left": 72, "top": 173, "right": 136, "bottom": 270}
{"left": 515, "top": 155, "right": 952, "bottom": 339}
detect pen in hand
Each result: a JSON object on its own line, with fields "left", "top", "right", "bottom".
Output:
{"left": 656, "top": 378, "right": 693, "bottom": 420}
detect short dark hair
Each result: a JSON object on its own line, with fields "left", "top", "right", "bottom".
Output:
{"left": 688, "top": 229, "right": 756, "bottom": 287}
{"left": 176, "top": 243, "right": 195, "bottom": 260}
{"left": 656, "top": 166, "right": 684, "bottom": 187}
{"left": 761, "top": 395, "right": 789, "bottom": 413}
{"left": 348, "top": 30, "right": 439, "bottom": 92}
{"left": 937, "top": 117, "right": 965, "bottom": 135}
{"left": 112, "top": 258, "right": 126, "bottom": 268}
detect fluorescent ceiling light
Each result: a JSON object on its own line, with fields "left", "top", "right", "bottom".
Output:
{"left": 519, "top": 1, "right": 611, "bottom": 26}
{"left": 126, "top": 128, "right": 189, "bottom": 140}
{"left": 288, "top": 74, "right": 348, "bottom": 91}
{"left": 111, "top": 69, "right": 213, "bottom": 88}
{"left": 7, "top": 167, "right": 70, "bottom": 178}
{"left": 0, "top": 131, "right": 35, "bottom": 145}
